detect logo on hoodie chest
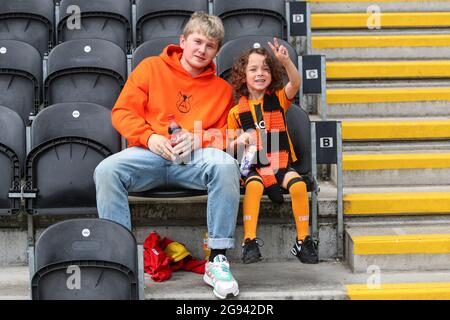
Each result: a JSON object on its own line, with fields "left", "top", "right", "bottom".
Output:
{"left": 177, "top": 92, "right": 192, "bottom": 113}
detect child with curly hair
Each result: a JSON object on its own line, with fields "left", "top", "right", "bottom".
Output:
{"left": 227, "top": 38, "right": 318, "bottom": 264}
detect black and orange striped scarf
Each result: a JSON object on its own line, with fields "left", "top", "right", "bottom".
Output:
{"left": 238, "top": 92, "right": 291, "bottom": 189}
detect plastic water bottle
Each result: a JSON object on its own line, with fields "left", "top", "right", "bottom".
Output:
{"left": 167, "top": 114, "right": 185, "bottom": 164}
{"left": 167, "top": 114, "right": 182, "bottom": 147}
{"left": 240, "top": 144, "right": 257, "bottom": 177}
{"left": 203, "top": 232, "right": 211, "bottom": 260}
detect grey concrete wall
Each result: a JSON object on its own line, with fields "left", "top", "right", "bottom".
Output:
{"left": 0, "top": 230, "right": 28, "bottom": 267}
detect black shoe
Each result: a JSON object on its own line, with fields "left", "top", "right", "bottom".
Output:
{"left": 291, "top": 236, "right": 319, "bottom": 264}
{"left": 241, "top": 238, "right": 263, "bottom": 264}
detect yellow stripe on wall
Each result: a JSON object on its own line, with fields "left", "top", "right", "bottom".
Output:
{"left": 352, "top": 234, "right": 450, "bottom": 255}
{"left": 327, "top": 61, "right": 450, "bottom": 79}
{"left": 312, "top": 12, "right": 450, "bottom": 29}
{"left": 343, "top": 153, "right": 450, "bottom": 171}
{"left": 342, "top": 120, "right": 450, "bottom": 140}
{"left": 347, "top": 282, "right": 450, "bottom": 300}
{"left": 311, "top": 0, "right": 444, "bottom": 2}
{"left": 344, "top": 192, "right": 450, "bottom": 215}
{"left": 328, "top": 87, "right": 450, "bottom": 104}
{"left": 313, "top": 35, "right": 450, "bottom": 49}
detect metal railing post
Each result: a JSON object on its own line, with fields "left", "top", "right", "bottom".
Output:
{"left": 311, "top": 122, "right": 318, "bottom": 240}
{"left": 320, "top": 56, "right": 327, "bottom": 120}
{"left": 336, "top": 122, "right": 344, "bottom": 259}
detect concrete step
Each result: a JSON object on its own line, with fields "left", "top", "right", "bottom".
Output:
{"left": 0, "top": 220, "right": 338, "bottom": 266}
{"left": 0, "top": 184, "right": 339, "bottom": 267}
{"left": 347, "top": 282, "right": 450, "bottom": 299}
{"left": 346, "top": 224, "right": 450, "bottom": 272}
{"left": 6, "top": 261, "right": 450, "bottom": 300}
{"left": 312, "top": 34, "right": 450, "bottom": 59}
{"left": 344, "top": 188, "right": 450, "bottom": 215}
{"left": 133, "top": 222, "right": 337, "bottom": 265}
{"left": 326, "top": 87, "right": 450, "bottom": 118}
{"left": 315, "top": 29, "right": 450, "bottom": 37}
{"left": 327, "top": 60, "right": 450, "bottom": 80}
{"left": 312, "top": 12, "right": 450, "bottom": 29}
{"left": 128, "top": 183, "right": 339, "bottom": 262}
{"left": 311, "top": 1, "right": 450, "bottom": 14}
{"left": 343, "top": 186, "right": 450, "bottom": 227}
{"left": 340, "top": 118, "right": 450, "bottom": 141}
{"left": 343, "top": 140, "right": 450, "bottom": 153}
{"left": 336, "top": 150, "right": 450, "bottom": 187}
{"left": 328, "top": 80, "right": 450, "bottom": 89}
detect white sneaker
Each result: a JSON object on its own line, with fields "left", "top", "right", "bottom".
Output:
{"left": 203, "top": 254, "right": 239, "bottom": 299}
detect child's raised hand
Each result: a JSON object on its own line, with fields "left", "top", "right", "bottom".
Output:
{"left": 268, "top": 37, "right": 290, "bottom": 65}
{"left": 236, "top": 132, "right": 252, "bottom": 146}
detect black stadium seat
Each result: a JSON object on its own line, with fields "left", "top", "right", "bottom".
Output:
{"left": 25, "top": 102, "right": 121, "bottom": 216}
{"left": 132, "top": 36, "right": 180, "bottom": 70}
{"left": 32, "top": 218, "right": 140, "bottom": 300}
{"left": 216, "top": 35, "right": 298, "bottom": 81}
{"left": 44, "top": 39, "right": 127, "bottom": 109}
{"left": 0, "top": 39, "right": 42, "bottom": 125}
{"left": 0, "top": 0, "right": 54, "bottom": 56}
{"left": 135, "top": 0, "right": 209, "bottom": 46}
{"left": 213, "top": 0, "right": 286, "bottom": 44}
{"left": 58, "top": 0, "right": 132, "bottom": 53}
{"left": 0, "top": 106, "right": 25, "bottom": 215}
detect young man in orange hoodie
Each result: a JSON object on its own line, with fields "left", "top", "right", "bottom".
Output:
{"left": 94, "top": 12, "right": 240, "bottom": 299}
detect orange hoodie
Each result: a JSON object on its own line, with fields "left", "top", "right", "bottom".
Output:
{"left": 112, "top": 45, "right": 233, "bottom": 150}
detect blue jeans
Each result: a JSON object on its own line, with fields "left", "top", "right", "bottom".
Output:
{"left": 93, "top": 147, "right": 240, "bottom": 249}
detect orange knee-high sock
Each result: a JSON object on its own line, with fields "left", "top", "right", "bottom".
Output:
{"left": 243, "top": 178, "right": 264, "bottom": 241}
{"left": 288, "top": 178, "right": 310, "bottom": 241}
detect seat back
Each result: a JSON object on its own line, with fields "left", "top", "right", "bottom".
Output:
{"left": 58, "top": 0, "right": 132, "bottom": 53}
{"left": 135, "top": 0, "right": 209, "bottom": 45}
{"left": 213, "top": 0, "right": 286, "bottom": 44}
{"left": 0, "top": 0, "right": 54, "bottom": 56}
{"left": 0, "top": 106, "right": 24, "bottom": 215}
{"left": 132, "top": 37, "right": 180, "bottom": 70}
{"left": 216, "top": 35, "right": 297, "bottom": 81}
{"left": 44, "top": 39, "right": 127, "bottom": 109}
{"left": 0, "top": 39, "right": 42, "bottom": 124}
{"left": 26, "top": 102, "right": 120, "bottom": 215}
{"left": 32, "top": 218, "right": 138, "bottom": 300}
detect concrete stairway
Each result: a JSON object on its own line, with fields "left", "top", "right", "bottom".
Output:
{"left": 3, "top": 0, "right": 450, "bottom": 301}
{"left": 310, "top": 0, "right": 450, "bottom": 299}
{"left": 346, "top": 224, "right": 450, "bottom": 272}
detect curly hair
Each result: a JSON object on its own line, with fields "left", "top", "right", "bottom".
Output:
{"left": 231, "top": 47, "right": 286, "bottom": 102}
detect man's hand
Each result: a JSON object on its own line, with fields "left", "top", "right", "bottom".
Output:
{"left": 172, "top": 130, "right": 201, "bottom": 160}
{"left": 148, "top": 134, "right": 176, "bottom": 161}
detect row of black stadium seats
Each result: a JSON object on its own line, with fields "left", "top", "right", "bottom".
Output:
{"left": 0, "top": 35, "right": 297, "bottom": 126}
{"left": 0, "top": 32, "right": 306, "bottom": 216}
{"left": 0, "top": 35, "right": 304, "bottom": 216}
{"left": 0, "top": 0, "right": 288, "bottom": 55}
{"left": 0, "top": 101, "right": 312, "bottom": 217}
{"left": 0, "top": 102, "right": 120, "bottom": 216}
{"left": 0, "top": 38, "right": 126, "bottom": 125}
